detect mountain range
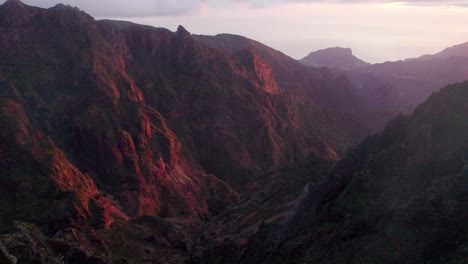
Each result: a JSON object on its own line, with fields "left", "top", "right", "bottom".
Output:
{"left": 0, "top": 0, "right": 467, "bottom": 263}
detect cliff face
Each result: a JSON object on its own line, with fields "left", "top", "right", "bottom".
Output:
{"left": 0, "top": 99, "right": 115, "bottom": 232}
{"left": 345, "top": 42, "right": 468, "bottom": 121}
{"left": 0, "top": 1, "right": 241, "bottom": 229}
{"left": 0, "top": 0, "right": 338, "bottom": 232}
{"left": 0, "top": 2, "right": 340, "bottom": 262}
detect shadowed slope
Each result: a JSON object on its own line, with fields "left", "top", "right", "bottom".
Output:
{"left": 201, "top": 81, "right": 468, "bottom": 263}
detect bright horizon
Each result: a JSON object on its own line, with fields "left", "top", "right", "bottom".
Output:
{"left": 11, "top": 0, "right": 468, "bottom": 63}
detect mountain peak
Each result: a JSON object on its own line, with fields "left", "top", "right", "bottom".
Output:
{"left": 176, "top": 25, "right": 190, "bottom": 35}
{"left": 300, "top": 46, "right": 370, "bottom": 70}
{"left": 2, "top": 0, "right": 26, "bottom": 8}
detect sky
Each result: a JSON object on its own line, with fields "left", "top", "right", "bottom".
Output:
{"left": 13, "top": 0, "right": 468, "bottom": 63}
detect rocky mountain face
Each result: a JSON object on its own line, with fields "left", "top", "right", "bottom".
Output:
{"left": 0, "top": 0, "right": 241, "bottom": 233}
{"left": 0, "top": 0, "right": 336, "bottom": 237}
{"left": 0, "top": 1, "right": 467, "bottom": 263}
{"left": 300, "top": 47, "right": 370, "bottom": 70}
{"left": 200, "top": 81, "right": 468, "bottom": 264}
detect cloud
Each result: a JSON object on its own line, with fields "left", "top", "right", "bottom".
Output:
{"left": 18, "top": 0, "right": 468, "bottom": 17}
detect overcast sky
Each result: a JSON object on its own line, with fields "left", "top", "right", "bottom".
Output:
{"left": 12, "top": 0, "right": 468, "bottom": 62}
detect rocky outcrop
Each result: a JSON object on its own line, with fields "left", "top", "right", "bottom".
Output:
{"left": 1, "top": 1, "right": 466, "bottom": 263}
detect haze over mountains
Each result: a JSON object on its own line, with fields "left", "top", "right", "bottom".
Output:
{"left": 0, "top": 1, "right": 467, "bottom": 263}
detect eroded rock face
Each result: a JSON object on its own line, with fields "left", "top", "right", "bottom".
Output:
{"left": 234, "top": 49, "right": 280, "bottom": 95}
{"left": 0, "top": 0, "right": 240, "bottom": 230}
{"left": 0, "top": 99, "right": 126, "bottom": 232}
{"left": 0, "top": 0, "right": 338, "bottom": 234}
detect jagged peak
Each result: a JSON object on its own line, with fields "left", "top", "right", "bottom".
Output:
{"left": 176, "top": 25, "right": 190, "bottom": 35}
{"left": 300, "top": 46, "right": 369, "bottom": 69}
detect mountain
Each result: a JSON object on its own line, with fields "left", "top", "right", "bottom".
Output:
{"left": 300, "top": 47, "right": 370, "bottom": 70}
{"left": 417, "top": 41, "right": 468, "bottom": 60}
{"left": 0, "top": 0, "right": 340, "bottom": 234}
{"left": 0, "top": 1, "right": 466, "bottom": 263}
{"left": 196, "top": 34, "right": 380, "bottom": 154}
{"left": 200, "top": 81, "right": 468, "bottom": 264}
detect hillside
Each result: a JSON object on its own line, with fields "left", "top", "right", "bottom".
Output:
{"left": 201, "top": 81, "right": 468, "bottom": 263}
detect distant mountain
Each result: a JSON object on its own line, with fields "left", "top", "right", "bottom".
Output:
{"left": 340, "top": 41, "right": 468, "bottom": 128}
{"left": 416, "top": 41, "right": 468, "bottom": 60}
{"left": 300, "top": 47, "right": 370, "bottom": 70}
{"left": 356, "top": 41, "right": 468, "bottom": 85}
{"left": 363, "top": 56, "right": 468, "bottom": 84}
